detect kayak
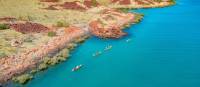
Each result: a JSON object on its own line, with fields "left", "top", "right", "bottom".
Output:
{"left": 92, "top": 51, "right": 102, "bottom": 57}
{"left": 72, "top": 64, "right": 83, "bottom": 72}
{"left": 104, "top": 45, "right": 112, "bottom": 51}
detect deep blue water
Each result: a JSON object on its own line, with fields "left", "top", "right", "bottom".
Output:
{"left": 25, "top": 0, "right": 200, "bottom": 87}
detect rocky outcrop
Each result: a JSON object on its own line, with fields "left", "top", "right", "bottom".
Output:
{"left": 60, "top": 1, "right": 86, "bottom": 10}
{"left": 111, "top": 0, "right": 131, "bottom": 5}
{"left": 89, "top": 20, "right": 126, "bottom": 38}
{"left": 43, "top": 0, "right": 100, "bottom": 11}
{"left": 9, "top": 22, "right": 51, "bottom": 34}
{"left": 89, "top": 9, "right": 135, "bottom": 38}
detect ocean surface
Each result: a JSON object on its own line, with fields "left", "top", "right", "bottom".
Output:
{"left": 24, "top": 0, "right": 200, "bottom": 87}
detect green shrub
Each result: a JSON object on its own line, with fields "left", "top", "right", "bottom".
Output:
{"left": 0, "top": 51, "right": 6, "bottom": 58}
{"left": 30, "top": 69, "right": 37, "bottom": 74}
{"left": 24, "top": 36, "right": 34, "bottom": 42}
{"left": 118, "top": 8, "right": 130, "bottom": 13}
{"left": 59, "top": 48, "right": 69, "bottom": 58}
{"left": 91, "top": 0, "right": 98, "bottom": 7}
{"left": 48, "top": 31, "right": 56, "bottom": 37}
{"left": 38, "top": 63, "right": 48, "bottom": 71}
{"left": 56, "top": 20, "right": 69, "bottom": 27}
{"left": 134, "top": 13, "right": 144, "bottom": 23}
{"left": 154, "top": 0, "right": 162, "bottom": 3}
{"left": 75, "top": 37, "right": 86, "bottom": 44}
{"left": 43, "top": 57, "right": 51, "bottom": 64}
{"left": 12, "top": 74, "right": 33, "bottom": 84}
{"left": 67, "top": 43, "right": 77, "bottom": 50}
{"left": 0, "top": 24, "right": 9, "bottom": 30}
{"left": 48, "top": 58, "right": 59, "bottom": 65}
{"left": 57, "top": 57, "right": 67, "bottom": 62}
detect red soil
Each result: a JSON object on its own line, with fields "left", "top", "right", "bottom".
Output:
{"left": 60, "top": 1, "right": 86, "bottom": 10}
{"left": 111, "top": 0, "right": 131, "bottom": 5}
{"left": 120, "top": 0, "right": 131, "bottom": 5}
{"left": 0, "top": 17, "right": 16, "bottom": 21}
{"left": 84, "top": 0, "right": 100, "bottom": 8}
{"left": 64, "top": 26, "right": 82, "bottom": 34}
{"left": 89, "top": 9, "right": 135, "bottom": 38}
{"left": 89, "top": 20, "right": 126, "bottom": 38}
{"left": 9, "top": 22, "right": 50, "bottom": 33}
{"left": 40, "top": 0, "right": 59, "bottom": 2}
{"left": 84, "top": 0, "right": 93, "bottom": 8}
{"left": 135, "top": 0, "right": 155, "bottom": 5}
{"left": 135, "top": 0, "right": 145, "bottom": 5}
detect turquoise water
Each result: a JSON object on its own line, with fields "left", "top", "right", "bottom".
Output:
{"left": 25, "top": 0, "right": 200, "bottom": 87}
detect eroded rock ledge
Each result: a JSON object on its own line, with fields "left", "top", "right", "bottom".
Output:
{"left": 89, "top": 9, "right": 135, "bottom": 38}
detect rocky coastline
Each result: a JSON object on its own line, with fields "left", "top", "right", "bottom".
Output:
{"left": 0, "top": 26, "right": 87, "bottom": 83}
{"left": 0, "top": 0, "right": 175, "bottom": 86}
{"left": 0, "top": 9, "right": 136, "bottom": 85}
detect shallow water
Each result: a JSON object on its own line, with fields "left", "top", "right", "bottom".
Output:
{"left": 24, "top": 0, "right": 200, "bottom": 87}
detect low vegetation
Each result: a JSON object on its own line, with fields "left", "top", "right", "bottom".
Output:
{"left": 67, "top": 43, "right": 77, "bottom": 50}
{"left": 38, "top": 63, "right": 48, "bottom": 71}
{"left": 0, "top": 51, "right": 6, "bottom": 58}
{"left": 48, "top": 31, "right": 56, "bottom": 37}
{"left": 118, "top": 8, "right": 133, "bottom": 13}
{"left": 12, "top": 74, "right": 33, "bottom": 84}
{"left": 134, "top": 13, "right": 144, "bottom": 23}
{"left": 56, "top": 20, "right": 69, "bottom": 27}
{"left": 0, "top": 24, "right": 9, "bottom": 30}
{"left": 30, "top": 69, "right": 37, "bottom": 74}
{"left": 12, "top": 47, "right": 71, "bottom": 84}
{"left": 0, "top": 29, "right": 22, "bottom": 58}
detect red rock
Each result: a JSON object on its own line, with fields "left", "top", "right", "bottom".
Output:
{"left": 89, "top": 20, "right": 126, "bottom": 38}
{"left": 111, "top": 0, "right": 131, "bottom": 5}
{"left": 40, "top": 0, "right": 59, "bottom": 2}
{"left": 119, "top": 0, "right": 131, "bottom": 5}
{"left": 0, "top": 17, "right": 16, "bottom": 21}
{"left": 9, "top": 22, "right": 50, "bottom": 33}
{"left": 84, "top": 0, "right": 100, "bottom": 8}
{"left": 60, "top": 1, "right": 86, "bottom": 10}
{"left": 64, "top": 26, "right": 82, "bottom": 34}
